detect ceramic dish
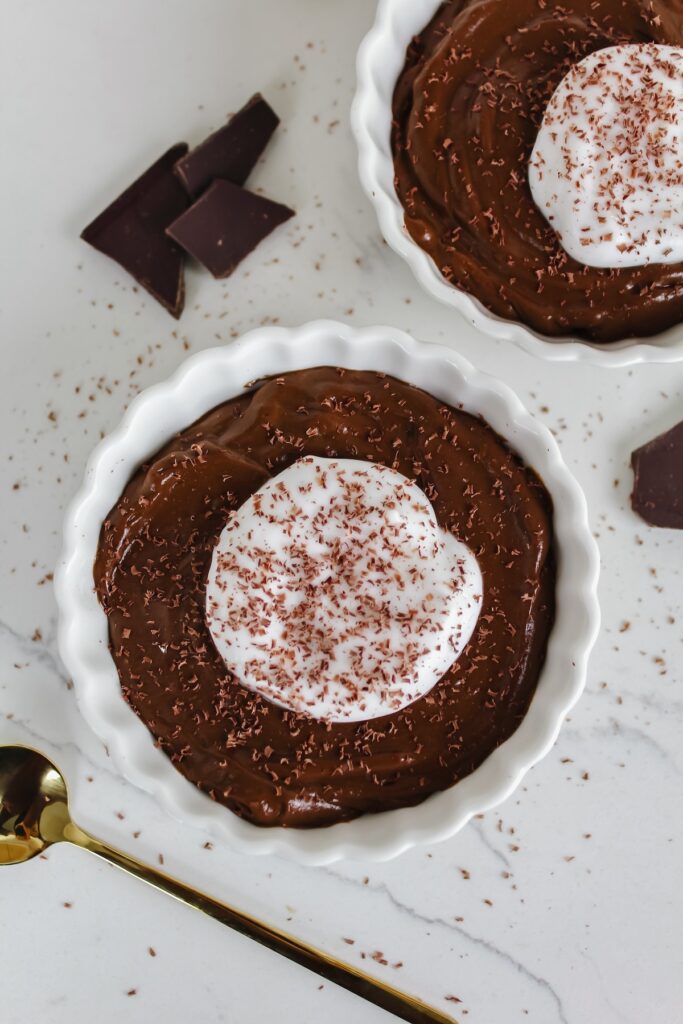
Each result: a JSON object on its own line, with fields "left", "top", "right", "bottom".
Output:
{"left": 56, "top": 321, "right": 600, "bottom": 864}
{"left": 351, "top": 0, "right": 683, "bottom": 368}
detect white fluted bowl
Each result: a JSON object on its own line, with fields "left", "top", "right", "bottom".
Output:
{"left": 56, "top": 321, "right": 600, "bottom": 864}
{"left": 351, "top": 0, "right": 683, "bottom": 367}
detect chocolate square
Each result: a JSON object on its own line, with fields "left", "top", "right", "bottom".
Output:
{"left": 81, "top": 144, "right": 189, "bottom": 318}
{"left": 631, "top": 420, "right": 683, "bottom": 529}
{"left": 166, "top": 179, "right": 294, "bottom": 279}
{"left": 174, "top": 94, "right": 279, "bottom": 199}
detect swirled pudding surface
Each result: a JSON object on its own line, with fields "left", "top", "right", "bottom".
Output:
{"left": 391, "top": 0, "right": 683, "bottom": 342}
{"left": 94, "top": 368, "right": 555, "bottom": 828}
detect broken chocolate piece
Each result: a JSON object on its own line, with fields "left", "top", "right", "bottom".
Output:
{"left": 81, "top": 144, "right": 189, "bottom": 318}
{"left": 174, "top": 94, "right": 279, "bottom": 199}
{"left": 631, "top": 420, "right": 683, "bottom": 529}
{"left": 166, "top": 179, "right": 294, "bottom": 279}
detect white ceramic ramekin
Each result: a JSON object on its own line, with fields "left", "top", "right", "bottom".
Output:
{"left": 56, "top": 321, "right": 600, "bottom": 865}
{"left": 351, "top": 0, "right": 683, "bottom": 368}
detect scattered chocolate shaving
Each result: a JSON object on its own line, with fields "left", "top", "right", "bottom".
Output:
{"left": 631, "top": 420, "right": 683, "bottom": 529}
{"left": 166, "top": 179, "right": 294, "bottom": 279}
{"left": 174, "top": 94, "right": 279, "bottom": 199}
{"left": 81, "top": 145, "right": 189, "bottom": 318}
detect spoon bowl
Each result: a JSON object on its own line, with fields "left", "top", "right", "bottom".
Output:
{"left": 0, "top": 745, "right": 72, "bottom": 864}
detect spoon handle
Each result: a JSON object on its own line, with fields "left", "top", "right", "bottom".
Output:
{"left": 66, "top": 823, "right": 455, "bottom": 1024}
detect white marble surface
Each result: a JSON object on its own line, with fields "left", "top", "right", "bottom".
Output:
{"left": 1, "top": 1, "right": 682, "bottom": 1021}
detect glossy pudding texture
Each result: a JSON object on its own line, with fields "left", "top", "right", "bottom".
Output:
{"left": 391, "top": 0, "right": 683, "bottom": 341}
{"left": 94, "top": 368, "right": 555, "bottom": 828}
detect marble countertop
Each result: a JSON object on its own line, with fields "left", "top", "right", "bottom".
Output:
{"left": 2, "top": 1, "right": 681, "bottom": 1021}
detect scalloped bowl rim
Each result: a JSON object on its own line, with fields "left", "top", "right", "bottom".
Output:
{"left": 55, "top": 321, "right": 600, "bottom": 865}
{"left": 351, "top": 0, "right": 683, "bottom": 368}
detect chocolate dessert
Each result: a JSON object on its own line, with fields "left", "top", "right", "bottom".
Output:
{"left": 391, "top": 0, "right": 683, "bottom": 341}
{"left": 94, "top": 368, "right": 555, "bottom": 828}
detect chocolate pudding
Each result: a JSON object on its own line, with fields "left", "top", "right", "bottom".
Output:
{"left": 391, "top": 0, "right": 683, "bottom": 342}
{"left": 94, "top": 368, "right": 555, "bottom": 828}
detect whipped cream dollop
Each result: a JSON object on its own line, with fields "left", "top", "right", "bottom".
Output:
{"left": 206, "top": 456, "right": 482, "bottom": 722}
{"left": 529, "top": 44, "right": 683, "bottom": 269}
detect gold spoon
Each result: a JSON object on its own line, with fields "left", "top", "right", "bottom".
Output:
{"left": 0, "top": 744, "right": 455, "bottom": 1024}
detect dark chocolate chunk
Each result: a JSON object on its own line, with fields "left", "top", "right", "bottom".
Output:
{"left": 81, "top": 144, "right": 189, "bottom": 318}
{"left": 174, "top": 94, "right": 279, "bottom": 199}
{"left": 631, "top": 420, "right": 683, "bottom": 529}
{"left": 166, "top": 179, "right": 294, "bottom": 279}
